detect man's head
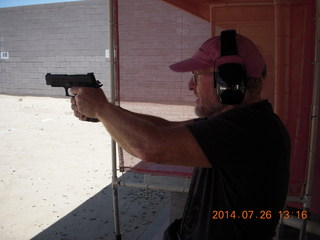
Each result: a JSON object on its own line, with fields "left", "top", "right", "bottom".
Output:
{"left": 169, "top": 30, "right": 266, "bottom": 117}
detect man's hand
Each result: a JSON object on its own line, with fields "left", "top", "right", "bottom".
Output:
{"left": 70, "top": 87, "right": 108, "bottom": 121}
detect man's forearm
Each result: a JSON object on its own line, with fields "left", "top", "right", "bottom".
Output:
{"left": 116, "top": 105, "right": 194, "bottom": 128}
{"left": 96, "top": 102, "right": 164, "bottom": 159}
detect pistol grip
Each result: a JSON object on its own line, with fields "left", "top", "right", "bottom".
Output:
{"left": 86, "top": 117, "right": 99, "bottom": 122}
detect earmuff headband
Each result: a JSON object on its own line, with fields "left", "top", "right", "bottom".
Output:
{"left": 220, "top": 30, "right": 238, "bottom": 56}
{"left": 214, "top": 30, "right": 247, "bottom": 105}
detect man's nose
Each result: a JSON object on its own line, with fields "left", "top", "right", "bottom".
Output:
{"left": 188, "top": 78, "right": 195, "bottom": 90}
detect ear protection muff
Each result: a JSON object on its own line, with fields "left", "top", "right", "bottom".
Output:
{"left": 214, "top": 30, "right": 247, "bottom": 105}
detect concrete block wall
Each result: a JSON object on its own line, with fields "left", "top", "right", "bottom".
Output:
{"left": 0, "top": 0, "right": 110, "bottom": 97}
{"left": 118, "top": 0, "right": 211, "bottom": 104}
{"left": 0, "top": 0, "right": 210, "bottom": 103}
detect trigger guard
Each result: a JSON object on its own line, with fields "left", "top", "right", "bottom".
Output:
{"left": 65, "top": 87, "right": 75, "bottom": 97}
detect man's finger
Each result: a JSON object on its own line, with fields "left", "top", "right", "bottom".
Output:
{"left": 70, "top": 96, "right": 76, "bottom": 105}
{"left": 73, "top": 110, "right": 87, "bottom": 121}
{"left": 71, "top": 103, "right": 77, "bottom": 111}
{"left": 80, "top": 115, "right": 88, "bottom": 121}
{"left": 70, "top": 86, "right": 80, "bottom": 95}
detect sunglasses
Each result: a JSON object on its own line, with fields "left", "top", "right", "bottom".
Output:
{"left": 191, "top": 71, "right": 214, "bottom": 85}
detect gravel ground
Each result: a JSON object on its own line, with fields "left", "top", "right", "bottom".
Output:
{"left": 0, "top": 94, "right": 196, "bottom": 240}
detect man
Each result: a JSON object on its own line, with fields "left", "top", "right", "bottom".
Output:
{"left": 71, "top": 30, "right": 290, "bottom": 240}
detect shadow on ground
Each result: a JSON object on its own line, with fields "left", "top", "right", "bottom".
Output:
{"left": 31, "top": 173, "right": 169, "bottom": 240}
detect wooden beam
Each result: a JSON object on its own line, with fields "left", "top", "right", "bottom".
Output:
{"left": 162, "top": 0, "right": 210, "bottom": 21}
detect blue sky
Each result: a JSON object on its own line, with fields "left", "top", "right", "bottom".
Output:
{"left": 0, "top": 0, "right": 83, "bottom": 8}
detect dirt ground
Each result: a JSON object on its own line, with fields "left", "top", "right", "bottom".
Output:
{"left": 0, "top": 94, "right": 195, "bottom": 240}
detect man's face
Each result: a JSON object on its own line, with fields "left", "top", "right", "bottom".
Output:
{"left": 189, "top": 67, "right": 224, "bottom": 118}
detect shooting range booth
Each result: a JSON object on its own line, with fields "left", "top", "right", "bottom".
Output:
{"left": 108, "top": 0, "right": 320, "bottom": 239}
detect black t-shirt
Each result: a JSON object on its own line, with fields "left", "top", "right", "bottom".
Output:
{"left": 179, "top": 100, "right": 290, "bottom": 240}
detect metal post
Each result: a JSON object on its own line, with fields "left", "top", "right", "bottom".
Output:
{"left": 109, "top": 0, "right": 121, "bottom": 239}
{"left": 274, "top": 0, "right": 290, "bottom": 121}
{"left": 299, "top": 1, "right": 320, "bottom": 239}
{"left": 112, "top": 140, "right": 121, "bottom": 240}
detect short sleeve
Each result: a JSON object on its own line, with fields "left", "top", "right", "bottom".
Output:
{"left": 187, "top": 113, "right": 252, "bottom": 168}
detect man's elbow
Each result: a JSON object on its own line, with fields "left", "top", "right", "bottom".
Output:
{"left": 128, "top": 131, "right": 168, "bottom": 164}
{"left": 137, "top": 150, "right": 160, "bottom": 164}
{"left": 135, "top": 145, "right": 164, "bottom": 164}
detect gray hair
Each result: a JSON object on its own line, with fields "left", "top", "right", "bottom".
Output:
{"left": 246, "top": 66, "right": 266, "bottom": 94}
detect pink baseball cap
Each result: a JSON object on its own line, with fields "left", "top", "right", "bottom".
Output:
{"left": 169, "top": 33, "right": 266, "bottom": 78}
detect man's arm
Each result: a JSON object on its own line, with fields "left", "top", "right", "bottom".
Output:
{"left": 72, "top": 97, "right": 194, "bottom": 127}
{"left": 71, "top": 87, "right": 211, "bottom": 168}
{"left": 115, "top": 106, "right": 195, "bottom": 128}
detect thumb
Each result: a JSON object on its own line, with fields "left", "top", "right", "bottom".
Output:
{"left": 70, "top": 86, "right": 80, "bottom": 96}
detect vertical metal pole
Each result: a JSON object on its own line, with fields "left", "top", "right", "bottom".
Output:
{"left": 109, "top": 0, "right": 121, "bottom": 239}
{"left": 273, "top": 3, "right": 289, "bottom": 238}
{"left": 274, "top": 0, "right": 290, "bottom": 121}
{"left": 299, "top": 1, "right": 320, "bottom": 240}
{"left": 111, "top": 140, "right": 121, "bottom": 240}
